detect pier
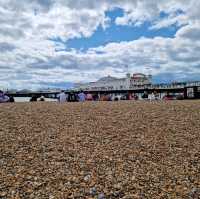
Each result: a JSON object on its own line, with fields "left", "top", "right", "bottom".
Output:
{"left": 7, "top": 81, "right": 200, "bottom": 100}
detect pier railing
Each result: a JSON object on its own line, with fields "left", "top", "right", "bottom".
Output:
{"left": 80, "top": 81, "right": 200, "bottom": 92}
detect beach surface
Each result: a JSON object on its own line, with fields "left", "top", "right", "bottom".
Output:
{"left": 0, "top": 101, "right": 200, "bottom": 198}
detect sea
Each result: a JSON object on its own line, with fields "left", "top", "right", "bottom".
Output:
{"left": 14, "top": 97, "right": 57, "bottom": 102}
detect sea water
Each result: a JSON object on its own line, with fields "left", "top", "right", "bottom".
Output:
{"left": 14, "top": 97, "right": 57, "bottom": 102}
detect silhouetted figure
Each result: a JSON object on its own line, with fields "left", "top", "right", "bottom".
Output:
{"left": 142, "top": 91, "right": 148, "bottom": 99}
{"left": 30, "top": 95, "right": 37, "bottom": 102}
{"left": 9, "top": 96, "right": 15, "bottom": 102}
{"left": 68, "top": 92, "right": 78, "bottom": 102}
{"left": 125, "top": 93, "right": 129, "bottom": 100}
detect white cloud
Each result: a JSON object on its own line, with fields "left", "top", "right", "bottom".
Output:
{"left": 150, "top": 13, "right": 188, "bottom": 30}
{"left": 176, "top": 21, "right": 200, "bottom": 41}
{"left": 0, "top": 0, "right": 200, "bottom": 89}
{"left": 114, "top": 0, "right": 200, "bottom": 29}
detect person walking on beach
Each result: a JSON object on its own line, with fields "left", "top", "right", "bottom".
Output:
{"left": 58, "top": 90, "right": 67, "bottom": 103}
{"left": 78, "top": 91, "right": 86, "bottom": 102}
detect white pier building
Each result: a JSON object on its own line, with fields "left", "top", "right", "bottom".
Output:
{"left": 74, "top": 73, "right": 152, "bottom": 91}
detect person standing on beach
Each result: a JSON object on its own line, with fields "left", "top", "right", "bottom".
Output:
{"left": 30, "top": 95, "right": 37, "bottom": 102}
{"left": 86, "top": 92, "right": 93, "bottom": 101}
{"left": 58, "top": 90, "right": 67, "bottom": 103}
{"left": 149, "top": 91, "right": 159, "bottom": 101}
{"left": 0, "top": 90, "right": 10, "bottom": 103}
{"left": 149, "top": 92, "right": 155, "bottom": 101}
{"left": 78, "top": 91, "right": 86, "bottom": 102}
{"left": 142, "top": 91, "right": 148, "bottom": 100}
{"left": 9, "top": 96, "right": 15, "bottom": 102}
{"left": 68, "top": 92, "right": 77, "bottom": 102}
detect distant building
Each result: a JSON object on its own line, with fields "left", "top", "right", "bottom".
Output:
{"left": 37, "top": 88, "right": 62, "bottom": 93}
{"left": 74, "top": 73, "right": 152, "bottom": 91}
{"left": 17, "top": 89, "right": 32, "bottom": 93}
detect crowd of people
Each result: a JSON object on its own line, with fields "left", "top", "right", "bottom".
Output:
{"left": 57, "top": 90, "right": 180, "bottom": 102}
{"left": 58, "top": 91, "right": 95, "bottom": 102}
{"left": 0, "top": 89, "right": 183, "bottom": 104}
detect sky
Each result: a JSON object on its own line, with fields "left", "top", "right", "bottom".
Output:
{"left": 0, "top": 0, "right": 200, "bottom": 90}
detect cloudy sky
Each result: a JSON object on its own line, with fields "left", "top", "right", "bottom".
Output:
{"left": 0, "top": 0, "right": 200, "bottom": 89}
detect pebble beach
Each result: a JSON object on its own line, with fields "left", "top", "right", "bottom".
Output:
{"left": 0, "top": 100, "right": 200, "bottom": 199}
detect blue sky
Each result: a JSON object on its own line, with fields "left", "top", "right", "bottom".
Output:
{"left": 0, "top": 0, "right": 200, "bottom": 89}
{"left": 66, "top": 8, "right": 179, "bottom": 51}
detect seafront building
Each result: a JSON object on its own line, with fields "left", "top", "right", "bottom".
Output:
{"left": 74, "top": 73, "right": 152, "bottom": 91}
{"left": 74, "top": 73, "right": 200, "bottom": 99}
